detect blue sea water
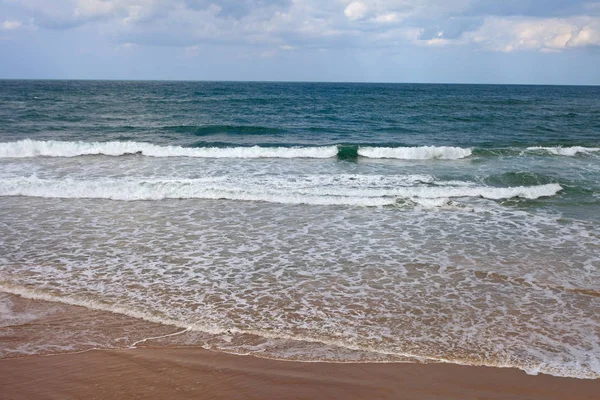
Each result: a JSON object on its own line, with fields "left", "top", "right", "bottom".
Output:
{"left": 0, "top": 81, "right": 599, "bottom": 378}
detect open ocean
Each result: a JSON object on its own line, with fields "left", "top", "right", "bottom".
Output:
{"left": 0, "top": 80, "right": 599, "bottom": 379}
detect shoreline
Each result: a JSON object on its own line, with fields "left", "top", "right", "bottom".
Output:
{"left": 2, "top": 290, "right": 599, "bottom": 373}
{"left": 1, "top": 291, "right": 599, "bottom": 399}
{"left": 2, "top": 346, "right": 599, "bottom": 400}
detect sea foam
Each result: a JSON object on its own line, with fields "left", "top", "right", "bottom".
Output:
{"left": 526, "top": 146, "right": 600, "bottom": 156}
{"left": 0, "top": 140, "right": 478, "bottom": 160}
{"left": 358, "top": 146, "right": 472, "bottom": 160}
{"left": 0, "top": 176, "right": 562, "bottom": 206}
{"left": 0, "top": 140, "right": 338, "bottom": 159}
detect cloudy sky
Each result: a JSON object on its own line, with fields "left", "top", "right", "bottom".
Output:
{"left": 1, "top": 0, "right": 600, "bottom": 83}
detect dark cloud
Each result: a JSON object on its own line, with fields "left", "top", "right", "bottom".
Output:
{"left": 467, "top": 0, "right": 597, "bottom": 18}
{"left": 184, "top": 0, "right": 292, "bottom": 19}
{"left": 2, "top": 0, "right": 599, "bottom": 53}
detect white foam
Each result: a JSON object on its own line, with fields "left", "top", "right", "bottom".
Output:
{"left": 358, "top": 146, "right": 472, "bottom": 160}
{"left": 396, "top": 184, "right": 563, "bottom": 200}
{"left": 0, "top": 140, "right": 338, "bottom": 159}
{"left": 0, "top": 176, "right": 396, "bottom": 207}
{"left": 1, "top": 193, "right": 599, "bottom": 379}
{"left": 0, "top": 176, "right": 562, "bottom": 205}
{"left": 0, "top": 293, "right": 43, "bottom": 327}
{"left": 410, "top": 197, "right": 452, "bottom": 208}
{"left": 526, "top": 146, "right": 600, "bottom": 156}
{"left": 2, "top": 285, "right": 597, "bottom": 379}
{"left": 0, "top": 285, "right": 200, "bottom": 333}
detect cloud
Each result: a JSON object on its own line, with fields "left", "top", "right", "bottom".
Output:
{"left": 463, "top": 17, "right": 600, "bottom": 52}
{"left": 1, "top": 0, "right": 599, "bottom": 53}
{"left": 344, "top": 2, "right": 369, "bottom": 21}
{"left": 185, "top": 0, "right": 292, "bottom": 19}
{"left": 374, "top": 13, "right": 400, "bottom": 24}
{"left": 1, "top": 20, "right": 22, "bottom": 30}
{"left": 466, "top": 0, "right": 595, "bottom": 18}
{"left": 74, "top": 0, "right": 118, "bottom": 19}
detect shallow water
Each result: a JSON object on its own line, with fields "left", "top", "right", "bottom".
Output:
{"left": 0, "top": 81, "right": 599, "bottom": 378}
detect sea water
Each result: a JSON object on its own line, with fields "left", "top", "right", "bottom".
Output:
{"left": 0, "top": 81, "right": 598, "bottom": 378}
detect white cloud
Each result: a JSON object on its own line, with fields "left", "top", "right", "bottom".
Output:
{"left": 1, "top": 20, "right": 23, "bottom": 30}
{"left": 374, "top": 12, "right": 399, "bottom": 23}
{"left": 74, "top": 0, "right": 117, "bottom": 18}
{"left": 568, "top": 24, "right": 600, "bottom": 46}
{"left": 344, "top": 1, "right": 369, "bottom": 21}
{"left": 424, "top": 37, "right": 451, "bottom": 46}
{"left": 463, "top": 17, "right": 600, "bottom": 52}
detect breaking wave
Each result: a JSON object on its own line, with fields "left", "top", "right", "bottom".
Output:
{"left": 0, "top": 176, "right": 562, "bottom": 206}
{"left": 0, "top": 140, "right": 475, "bottom": 160}
{"left": 526, "top": 146, "right": 600, "bottom": 156}
{"left": 1, "top": 140, "right": 597, "bottom": 160}
{"left": 358, "top": 146, "right": 473, "bottom": 160}
{"left": 0, "top": 140, "right": 476, "bottom": 161}
{"left": 0, "top": 140, "right": 338, "bottom": 159}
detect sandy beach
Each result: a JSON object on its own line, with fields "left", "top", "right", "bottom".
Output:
{"left": 2, "top": 346, "right": 600, "bottom": 400}
{"left": 1, "top": 293, "right": 599, "bottom": 400}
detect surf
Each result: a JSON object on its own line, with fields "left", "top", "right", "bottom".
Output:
{"left": 0, "top": 176, "right": 563, "bottom": 206}
{"left": 2, "top": 140, "right": 598, "bottom": 160}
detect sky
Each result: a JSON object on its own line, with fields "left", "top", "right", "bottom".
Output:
{"left": 1, "top": 0, "right": 600, "bottom": 84}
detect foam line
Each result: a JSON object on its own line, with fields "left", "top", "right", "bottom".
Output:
{"left": 0, "top": 285, "right": 596, "bottom": 379}
{"left": 0, "top": 176, "right": 563, "bottom": 205}
{"left": 358, "top": 146, "right": 472, "bottom": 160}
{"left": 0, "top": 140, "right": 338, "bottom": 159}
{"left": 526, "top": 146, "right": 600, "bottom": 156}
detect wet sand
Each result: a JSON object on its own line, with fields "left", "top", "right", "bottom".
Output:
{"left": 1, "top": 293, "right": 599, "bottom": 399}
{"left": 2, "top": 347, "right": 600, "bottom": 400}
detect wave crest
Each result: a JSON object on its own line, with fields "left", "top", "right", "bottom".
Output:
{"left": 0, "top": 140, "right": 338, "bottom": 159}
{"left": 0, "top": 176, "right": 562, "bottom": 206}
{"left": 2, "top": 140, "right": 596, "bottom": 160}
{"left": 526, "top": 146, "right": 600, "bottom": 156}
{"left": 0, "top": 140, "right": 475, "bottom": 161}
{"left": 358, "top": 146, "right": 472, "bottom": 160}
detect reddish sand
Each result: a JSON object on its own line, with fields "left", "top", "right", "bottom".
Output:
{"left": 1, "top": 347, "right": 599, "bottom": 400}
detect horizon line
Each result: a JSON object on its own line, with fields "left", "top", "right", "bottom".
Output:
{"left": 0, "top": 78, "right": 598, "bottom": 87}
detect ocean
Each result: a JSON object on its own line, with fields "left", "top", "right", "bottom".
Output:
{"left": 0, "top": 80, "right": 599, "bottom": 379}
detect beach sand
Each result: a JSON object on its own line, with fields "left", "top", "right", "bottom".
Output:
{"left": 2, "top": 347, "right": 600, "bottom": 400}
{"left": 1, "top": 294, "right": 599, "bottom": 400}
